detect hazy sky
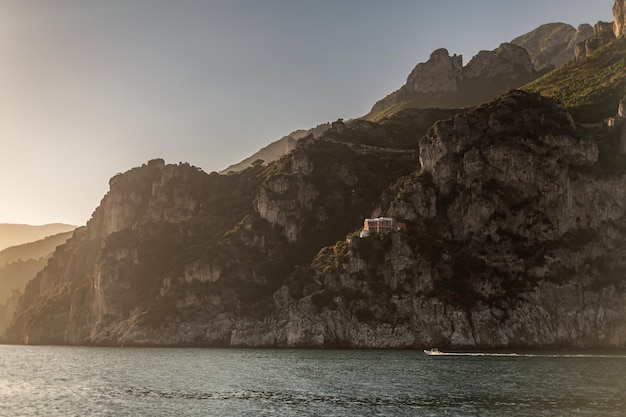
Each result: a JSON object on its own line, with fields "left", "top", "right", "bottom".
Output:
{"left": 0, "top": 0, "right": 613, "bottom": 226}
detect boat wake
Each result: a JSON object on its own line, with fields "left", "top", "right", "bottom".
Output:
{"left": 423, "top": 351, "right": 626, "bottom": 359}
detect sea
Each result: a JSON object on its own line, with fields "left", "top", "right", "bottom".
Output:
{"left": 0, "top": 346, "right": 625, "bottom": 417}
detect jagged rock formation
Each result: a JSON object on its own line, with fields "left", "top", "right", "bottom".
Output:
{"left": 512, "top": 23, "right": 593, "bottom": 71}
{"left": 463, "top": 43, "right": 534, "bottom": 79}
{"left": 404, "top": 49, "right": 463, "bottom": 94}
{"left": 575, "top": 21, "right": 617, "bottom": 60}
{"left": 366, "top": 43, "right": 538, "bottom": 121}
{"left": 616, "top": 0, "right": 626, "bottom": 37}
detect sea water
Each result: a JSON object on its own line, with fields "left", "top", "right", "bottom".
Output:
{"left": 0, "top": 345, "right": 625, "bottom": 416}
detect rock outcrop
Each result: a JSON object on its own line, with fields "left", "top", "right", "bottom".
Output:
{"left": 464, "top": 43, "right": 534, "bottom": 80}
{"left": 616, "top": 0, "right": 626, "bottom": 38}
{"left": 575, "top": 21, "right": 617, "bottom": 60}
{"left": 404, "top": 48, "right": 463, "bottom": 94}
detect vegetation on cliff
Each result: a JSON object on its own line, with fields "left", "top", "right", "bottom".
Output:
{"left": 525, "top": 37, "right": 626, "bottom": 122}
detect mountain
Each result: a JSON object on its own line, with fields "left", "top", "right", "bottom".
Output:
{"left": 365, "top": 43, "right": 539, "bottom": 122}
{"left": 0, "top": 231, "right": 74, "bottom": 333}
{"left": 3, "top": 2, "right": 626, "bottom": 349}
{"left": 511, "top": 23, "right": 593, "bottom": 71}
{"left": 224, "top": 23, "right": 593, "bottom": 172}
{"left": 0, "top": 259, "right": 47, "bottom": 304}
{"left": 0, "top": 231, "right": 74, "bottom": 266}
{"left": 0, "top": 231, "right": 74, "bottom": 303}
{"left": 0, "top": 224, "right": 76, "bottom": 251}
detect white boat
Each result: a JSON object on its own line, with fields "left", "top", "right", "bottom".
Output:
{"left": 423, "top": 348, "right": 442, "bottom": 355}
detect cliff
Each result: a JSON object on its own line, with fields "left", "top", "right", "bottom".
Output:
{"left": 2, "top": 113, "right": 429, "bottom": 346}
{"left": 616, "top": 0, "right": 626, "bottom": 38}
{"left": 5, "top": 91, "right": 626, "bottom": 349}
{"left": 224, "top": 91, "right": 626, "bottom": 349}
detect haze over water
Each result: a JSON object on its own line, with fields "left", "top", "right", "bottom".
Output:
{"left": 1, "top": 346, "right": 625, "bottom": 416}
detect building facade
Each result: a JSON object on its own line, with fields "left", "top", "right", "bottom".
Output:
{"left": 359, "top": 217, "right": 406, "bottom": 238}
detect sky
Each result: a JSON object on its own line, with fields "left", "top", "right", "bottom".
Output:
{"left": 0, "top": 0, "right": 614, "bottom": 226}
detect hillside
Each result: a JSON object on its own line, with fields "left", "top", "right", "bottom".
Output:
{"left": 0, "top": 231, "right": 74, "bottom": 304}
{"left": 0, "top": 224, "right": 76, "bottom": 251}
{"left": 524, "top": 37, "right": 626, "bottom": 122}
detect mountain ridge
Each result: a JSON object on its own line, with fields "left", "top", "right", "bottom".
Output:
{"left": 224, "top": 22, "right": 594, "bottom": 174}
{"left": 0, "top": 224, "right": 76, "bottom": 251}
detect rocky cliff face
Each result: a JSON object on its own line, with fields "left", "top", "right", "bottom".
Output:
{"left": 241, "top": 92, "right": 626, "bottom": 349}
{"left": 3, "top": 159, "right": 222, "bottom": 344}
{"left": 616, "top": 0, "right": 626, "bottom": 37}
{"left": 464, "top": 43, "right": 534, "bottom": 80}
{"left": 2, "top": 113, "right": 424, "bottom": 346}
{"left": 575, "top": 21, "right": 617, "bottom": 60}
{"left": 4, "top": 92, "right": 626, "bottom": 349}
{"left": 404, "top": 49, "right": 463, "bottom": 94}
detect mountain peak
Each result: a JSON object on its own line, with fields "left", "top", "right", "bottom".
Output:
{"left": 464, "top": 43, "right": 534, "bottom": 80}
{"left": 405, "top": 48, "right": 463, "bottom": 94}
{"left": 87, "top": 159, "right": 209, "bottom": 238}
